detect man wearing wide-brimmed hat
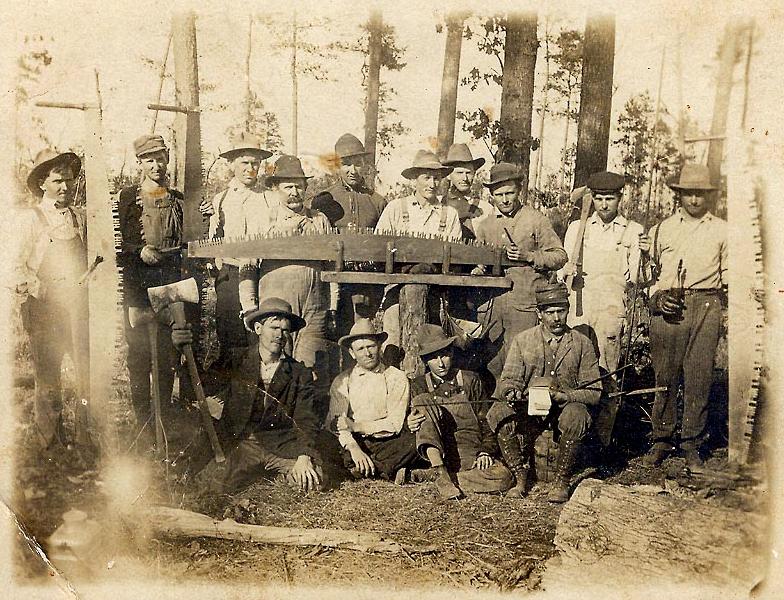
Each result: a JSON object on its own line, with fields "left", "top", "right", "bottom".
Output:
{"left": 238, "top": 155, "right": 334, "bottom": 409}
{"left": 559, "top": 171, "right": 645, "bottom": 373}
{"left": 117, "top": 134, "right": 187, "bottom": 448}
{"left": 441, "top": 143, "right": 493, "bottom": 239}
{"left": 200, "top": 132, "right": 273, "bottom": 364}
{"left": 13, "top": 149, "right": 89, "bottom": 449}
{"left": 172, "top": 297, "right": 345, "bottom": 494}
{"left": 641, "top": 163, "right": 727, "bottom": 468}
{"left": 473, "top": 163, "right": 568, "bottom": 384}
{"left": 325, "top": 319, "right": 417, "bottom": 481}
{"left": 405, "top": 324, "right": 513, "bottom": 499}
{"left": 375, "top": 149, "right": 462, "bottom": 240}
{"left": 485, "top": 282, "right": 601, "bottom": 502}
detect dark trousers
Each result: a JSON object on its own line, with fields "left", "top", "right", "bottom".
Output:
{"left": 649, "top": 292, "right": 722, "bottom": 447}
{"left": 215, "top": 265, "right": 252, "bottom": 364}
{"left": 342, "top": 429, "right": 418, "bottom": 479}
{"left": 487, "top": 400, "right": 593, "bottom": 444}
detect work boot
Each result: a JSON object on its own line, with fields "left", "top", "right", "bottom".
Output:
{"left": 548, "top": 438, "right": 581, "bottom": 503}
{"left": 434, "top": 466, "right": 462, "bottom": 500}
{"left": 497, "top": 426, "right": 530, "bottom": 497}
{"left": 681, "top": 446, "right": 704, "bottom": 467}
{"left": 410, "top": 467, "right": 439, "bottom": 483}
{"left": 643, "top": 442, "right": 673, "bottom": 467}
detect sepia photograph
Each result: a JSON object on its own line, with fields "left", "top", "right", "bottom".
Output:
{"left": 1, "top": 0, "right": 782, "bottom": 598}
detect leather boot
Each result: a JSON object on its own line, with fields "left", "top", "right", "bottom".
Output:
{"left": 434, "top": 466, "right": 462, "bottom": 500}
{"left": 497, "top": 427, "right": 530, "bottom": 498}
{"left": 548, "top": 438, "right": 581, "bottom": 503}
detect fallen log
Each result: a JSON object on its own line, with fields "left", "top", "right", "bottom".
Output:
{"left": 124, "top": 506, "right": 435, "bottom": 555}
{"left": 543, "top": 478, "right": 766, "bottom": 592}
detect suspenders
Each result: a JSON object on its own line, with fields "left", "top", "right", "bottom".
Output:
{"left": 401, "top": 198, "right": 448, "bottom": 234}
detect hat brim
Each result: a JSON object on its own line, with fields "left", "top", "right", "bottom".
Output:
{"left": 338, "top": 331, "right": 388, "bottom": 349}
{"left": 136, "top": 146, "right": 169, "bottom": 158}
{"left": 536, "top": 299, "right": 570, "bottom": 309}
{"left": 443, "top": 157, "right": 485, "bottom": 170}
{"left": 244, "top": 308, "right": 306, "bottom": 333}
{"left": 338, "top": 150, "right": 373, "bottom": 160}
{"left": 26, "top": 152, "right": 81, "bottom": 197}
{"left": 401, "top": 166, "right": 453, "bottom": 180}
{"left": 220, "top": 147, "right": 274, "bottom": 161}
{"left": 668, "top": 182, "right": 717, "bottom": 191}
{"left": 418, "top": 335, "right": 457, "bottom": 357}
{"left": 483, "top": 174, "right": 522, "bottom": 188}
{"left": 266, "top": 175, "right": 313, "bottom": 185}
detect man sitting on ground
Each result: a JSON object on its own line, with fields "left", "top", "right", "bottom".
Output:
{"left": 407, "top": 325, "right": 513, "bottom": 499}
{"left": 325, "top": 319, "right": 418, "bottom": 481}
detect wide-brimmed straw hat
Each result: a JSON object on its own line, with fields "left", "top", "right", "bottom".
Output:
{"left": 442, "top": 143, "right": 485, "bottom": 170}
{"left": 667, "top": 164, "right": 717, "bottom": 191}
{"left": 338, "top": 318, "right": 388, "bottom": 349}
{"left": 401, "top": 150, "right": 453, "bottom": 180}
{"left": 266, "top": 155, "right": 313, "bottom": 184}
{"left": 243, "top": 297, "right": 306, "bottom": 332}
{"left": 417, "top": 324, "right": 457, "bottom": 357}
{"left": 219, "top": 131, "right": 273, "bottom": 161}
{"left": 26, "top": 149, "right": 81, "bottom": 197}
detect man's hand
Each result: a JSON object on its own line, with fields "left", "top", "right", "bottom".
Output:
{"left": 336, "top": 415, "right": 355, "bottom": 433}
{"left": 171, "top": 324, "right": 193, "bottom": 350}
{"left": 473, "top": 453, "right": 494, "bottom": 470}
{"left": 198, "top": 197, "right": 214, "bottom": 217}
{"left": 406, "top": 407, "right": 426, "bottom": 433}
{"left": 140, "top": 245, "right": 163, "bottom": 265}
{"left": 551, "top": 390, "right": 570, "bottom": 405}
{"left": 470, "top": 265, "right": 487, "bottom": 276}
{"left": 651, "top": 289, "right": 683, "bottom": 316}
{"left": 562, "top": 262, "right": 578, "bottom": 278}
{"left": 348, "top": 446, "right": 376, "bottom": 477}
{"left": 504, "top": 388, "right": 524, "bottom": 405}
{"left": 325, "top": 309, "right": 338, "bottom": 340}
{"left": 638, "top": 233, "right": 651, "bottom": 255}
{"left": 290, "top": 455, "right": 321, "bottom": 492}
{"left": 506, "top": 243, "right": 531, "bottom": 263}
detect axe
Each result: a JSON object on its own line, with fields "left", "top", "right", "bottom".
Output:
{"left": 148, "top": 278, "right": 226, "bottom": 463}
{"left": 128, "top": 306, "right": 164, "bottom": 454}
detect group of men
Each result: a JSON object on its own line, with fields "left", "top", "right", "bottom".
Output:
{"left": 13, "top": 128, "right": 727, "bottom": 503}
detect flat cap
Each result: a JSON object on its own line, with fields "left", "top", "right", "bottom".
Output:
{"left": 586, "top": 171, "right": 625, "bottom": 193}
{"left": 535, "top": 282, "right": 570, "bottom": 308}
{"left": 134, "top": 134, "right": 168, "bottom": 157}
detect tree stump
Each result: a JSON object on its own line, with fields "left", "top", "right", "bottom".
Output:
{"left": 542, "top": 478, "right": 766, "bottom": 592}
{"left": 400, "top": 283, "right": 428, "bottom": 378}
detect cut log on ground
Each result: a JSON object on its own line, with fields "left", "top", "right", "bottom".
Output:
{"left": 542, "top": 478, "right": 766, "bottom": 592}
{"left": 124, "top": 506, "right": 436, "bottom": 555}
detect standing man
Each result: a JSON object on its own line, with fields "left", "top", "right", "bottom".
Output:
{"left": 325, "top": 319, "right": 417, "bottom": 481}
{"left": 407, "top": 325, "right": 513, "bottom": 499}
{"left": 441, "top": 143, "right": 493, "bottom": 240}
{"left": 201, "top": 132, "right": 273, "bottom": 364}
{"left": 117, "top": 134, "right": 185, "bottom": 447}
{"left": 13, "top": 150, "right": 88, "bottom": 449}
{"left": 486, "top": 282, "right": 601, "bottom": 502}
{"left": 560, "top": 171, "right": 644, "bottom": 372}
{"left": 473, "top": 163, "right": 568, "bottom": 384}
{"left": 643, "top": 164, "right": 727, "bottom": 467}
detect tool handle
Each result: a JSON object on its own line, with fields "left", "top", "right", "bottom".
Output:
{"left": 169, "top": 302, "right": 226, "bottom": 463}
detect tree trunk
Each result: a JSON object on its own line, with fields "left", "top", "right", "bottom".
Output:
{"left": 544, "top": 479, "right": 766, "bottom": 590}
{"left": 436, "top": 12, "right": 466, "bottom": 160}
{"left": 171, "top": 10, "right": 203, "bottom": 243}
{"left": 399, "top": 284, "right": 427, "bottom": 378}
{"left": 244, "top": 16, "right": 253, "bottom": 130}
{"left": 498, "top": 11, "right": 538, "bottom": 201}
{"left": 364, "top": 10, "right": 383, "bottom": 178}
{"left": 532, "top": 22, "right": 551, "bottom": 193}
{"left": 573, "top": 13, "right": 616, "bottom": 189}
{"left": 558, "top": 107, "right": 569, "bottom": 193}
{"left": 290, "top": 11, "right": 298, "bottom": 155}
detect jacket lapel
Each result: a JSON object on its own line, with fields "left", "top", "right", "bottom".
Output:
{"left": 553, "top": 330, "right": 574, "bottom": 372}
{"left": 265, "top": 357, "right": 293, "bottom": 408}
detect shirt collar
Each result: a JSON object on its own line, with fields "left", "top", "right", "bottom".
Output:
{"left": 429, "top": 370, "right": 457, "bottom": 387}
{"left": 589, "top": 213, "right": 627, "bottom": 228}
{"left": 40, "top": 195, "right": 69, "bottom": 211}
{"left": 411, "top": 195, "right": 440, "bottom": 212}
{"left": 540, "top": 325, "right": 569, "bottom": 344}
{"left": 353, "top": 363, "right": 386, "bottom": 377}
{"left": 676, "top": 207, "right": 713, "bottom": 224}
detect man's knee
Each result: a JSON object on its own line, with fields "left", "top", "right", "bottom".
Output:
{"left": 486, "top": 401, "right": 516, "bottom": 433}
{"left": 558, "top": 402, "right": 591, "bottom": 440}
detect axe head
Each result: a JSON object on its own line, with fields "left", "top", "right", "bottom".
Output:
{"left": 148, "top": 278, "right": 199, "bottom": 314}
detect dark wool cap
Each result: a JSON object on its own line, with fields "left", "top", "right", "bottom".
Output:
{"left": 586, "top": 171, "right": 626, "bottom": 193}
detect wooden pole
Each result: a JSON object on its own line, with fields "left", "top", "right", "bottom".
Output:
{"left": 498, "top": 11, "right": 538, "bottom": 199}
{"left": 573, "top": 13, "right": 616, "bottom": 189}
{"left": 290, "top": 10, "right": 298, "bottom": 155}
{"left": 533, "top": 19, "right": 551, "bottom": 193}
{"left": 740, "top": 21, "right": 754, "bottom": 130}
{"left": 151, "top": 32, "right": 173, "bottom": 134}
{"left": 364, "top": 10, "right": 383, "bottom": 169}
{"left": 171, "top": 10, "right": 203, "bottom": 243}
{"left": 436, "top": 12, "right": 465, "bottom": 161}
{"left": 245, "top": 16, "right": 253, "bottom": 131}
{"left": 675, "top": 25, "right": 686, "bottom": 154}
{"left": 400, "top": 284, "right": 427, "bottom": 378}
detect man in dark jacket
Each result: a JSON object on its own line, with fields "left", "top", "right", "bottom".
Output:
{"left": 172, "top": 297, "right": 344, "bottom": 494}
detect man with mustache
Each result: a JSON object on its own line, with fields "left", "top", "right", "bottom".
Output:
{"left": 13, "top": 150, "right": 89, "bottom": 449}
{"left": 641, "top": 164, "right": 727, "bottom": 468}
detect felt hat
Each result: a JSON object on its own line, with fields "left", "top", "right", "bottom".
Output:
{"left": 586, "top": 171, "right": 626, "bottom": 194}
{"left": 133, "top": 134, "right": 169, "bottom": 158}
{"left": 417, "top": 324, "right": 457, "bottom": 357}
{"left": 243, "top": 297, "right": 306, "bottom": 332}
{"left": 219, "top": 131, "right": 273, "bottom": 161}
{"left": 483, "top": 162, "right": 522, "bottom": 188}
{"left": 266, "top": 155, "right": 312, "bottom": 184}
{"left": 442, "top": 143, "right": 485, "bottom": 169}
{"left": 338, "top": 318, "right": 388, "bottom": 349}
{"left": 26, "top": 149, "right": 81, "bottom": 197}
{"left": 667, "top": 164, "right": 717, "bottom": 191}
{"left": 535, "top": 282, "right": 570, "bottom": 308}
{"left": 401, "top": 150, "right": 453, "bottom": 180}
{"left": 335, "top": 133, "right": 370, "bottom": 160}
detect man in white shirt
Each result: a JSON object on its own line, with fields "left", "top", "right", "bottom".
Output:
{"left": 13, "top": 150, "right": 89, "bottom": 449}
{"left": 325, "top": 320, "right": 417, "bottom": 481}
{"left": 560, "top": 171, "right": 644, "bottom": 372}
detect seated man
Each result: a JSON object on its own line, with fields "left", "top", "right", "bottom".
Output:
{"left": 172, "top": 297, "right": 343, "bottom": 495}
{"left": 325, "top": 319, "right": 418, "bottom": 481}
{"left": 407, "top": 325, "right": 513, "bottom": 500}
{"left": 486, "top": 282, "right": 601, "bottom": 502}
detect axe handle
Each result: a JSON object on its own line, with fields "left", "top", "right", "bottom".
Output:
{"left": 169, "top": 302, "right": 226, "bottom": 463}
